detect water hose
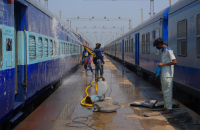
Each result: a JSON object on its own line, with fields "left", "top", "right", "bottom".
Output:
{"left": 84, "top": 47, "right": 94, "bottom": 55}
{"left": 81, "top": 81, "right": 95, "bottom": 107}
{"left": 80, "top": 47, "right": 99, "bottom": 107}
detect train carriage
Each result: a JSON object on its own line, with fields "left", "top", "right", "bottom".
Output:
{"left": 0, "top": 0, "right": 92, "bottom": 127}
{"left": 105, "top": 0, "right": 200, "bottom": 114}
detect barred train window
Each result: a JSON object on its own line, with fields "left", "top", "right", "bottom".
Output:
{"left": 65, "top": 43, "right": 66, "bottom": 54}
{"left": 61, "top": 42, "right": 63, "bottom": 54}
{"left": 38, "top": 37, "right": 43, "bottom": 58}
{"left": 73, "top": 45, "right": 75, "bottom": 53}
{"left": 146, "top": 33, "right": 150, "bottom": 54}
{"left": 142, "top": 34, "right": 145, "bottom": 54}
{"left": 197, "top": 15, "right": 200, "bottom": 57}
{"left": 129, "top": 39, "right": 131, "bottom": 53}
{"left": 131, "top": 38, "right": 134, "bottom": 53}
{"left": 124, "top": 41, "right": 126, "bottom": 53}
{"left": 29, "top": 36, "right": 36, "bottom": 60}
{"left": 126, "top": 40, "right": 128, "bottom": 53}
{"left": 70, "top": 44, "right": 73, "bottom": 54}
{"left": 58, "top": 42, "right": 60, "bottom": 55}
{"left": 177, "top": 20, "right": 187, "bottom": 56}
{"left": 44, "top": 39, "right": 48, "bottom": 57}
{"left": 54, "top": 41, "right": 57, "bottom": 56}
{"left": 50, "top": 40, "right": 53, "bottom": 56}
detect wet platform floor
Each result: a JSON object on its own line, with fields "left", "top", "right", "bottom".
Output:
{"left": 15, "top": 55, "right": 200, "bottom": 130}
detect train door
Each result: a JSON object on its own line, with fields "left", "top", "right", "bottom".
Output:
{"left": 14, "top": 2, "right": 27, "bottom": 98}
{"left": 122, "top": 39, "right": 124, "bottom": 61}
{"left": 135, "top": 33, "right": 140, "bottom": 65}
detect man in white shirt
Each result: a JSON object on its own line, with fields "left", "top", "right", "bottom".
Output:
{"left": 153, "top": 38, "right": 177, "bottom": 114}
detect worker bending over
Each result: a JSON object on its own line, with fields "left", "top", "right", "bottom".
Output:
{"left": 82, "top": 48, "right": 94, "bottom": 75}
{"left": 153, "top": 38, "right": 177, "bottom": 114}
{"left": 82, "top": 43, "right": 104, "bottom": 79}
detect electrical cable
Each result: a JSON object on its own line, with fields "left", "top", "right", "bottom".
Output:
{"left": 66, "top": 113, "right": 101, "bottom": 130}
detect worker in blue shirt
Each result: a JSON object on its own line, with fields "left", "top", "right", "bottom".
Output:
{"left": 82, "top": 43, "right": 104, "bottom": 79}
{"left": 82, "top": 48, "right": 94, "bottom": 75}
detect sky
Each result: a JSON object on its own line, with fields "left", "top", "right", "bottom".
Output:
{"left": 38, "top": 0, "right": 179, "bottom": 46}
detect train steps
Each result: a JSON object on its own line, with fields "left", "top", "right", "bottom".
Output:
{"left": 9, "top": 102, "right": 23, "bottom": 129}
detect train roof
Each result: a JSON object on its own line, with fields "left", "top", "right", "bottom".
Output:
{"left": 25, "top": 0, "right": 91, "bottom": 45}
{"left": 111, "top": 6, "right": 171, "bottom": 44}
{"left": 169, "top": 0, "right": 197, "bottom": 15}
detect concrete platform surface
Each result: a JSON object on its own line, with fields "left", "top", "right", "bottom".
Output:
{"left": 15, "top": 55, "right": 200, "bottom": 130}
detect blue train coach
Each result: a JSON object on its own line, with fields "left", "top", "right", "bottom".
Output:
{"left": 105, "top": 0, "right": 200, "bottom": 114}
{"left": 0, "top": 0, "right": 91, "bottom": 127}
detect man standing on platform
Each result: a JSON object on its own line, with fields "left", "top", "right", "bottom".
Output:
{"left": 153, "top": 38, "right": 177, "bottom": 114}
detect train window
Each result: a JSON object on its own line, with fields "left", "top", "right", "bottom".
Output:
{"left": 155, "top": 29, "right": 160, "bottom": 55}
{"left": 124, "top": 41, "right": 126, "bottom": 53}
{"left": 131, "top": 38, "right": 134, "bottom": 53}
{"left": 54, "top": 41, "right": 57, "bottom": 56}
{"left": 6, "top": 38, "right": 12, "bottom": 51}
{"left": 152, "top": 30, "right": 156, "bottom": 39}
{"left": 38, "top": 37, "right": 43, "bottom": 58}
{"left": 177, "top": 20, "right": 187, "bottom": 57}
{"left": 146, "top": 33, "right": 150, "bottom": 54}
{"left": 73, "top": 45, "right": 75, "bottom": 53}
{"left": 64, "top": 43, "right": 66, "bottom": 54}
{"left": 196, "top": 15, "right": 200, "bottom": 57}
{"left": 61, "top": 42, "right": 63, "bottom": 55}
{"left": 70, "top": 44, "right": 73, "bottom": 54}
{"left": 57, "top": 42, "right": 60, "bottom": 55}
{"left": 129, "top": 39, "right": 131, "bottom": 53}
{"left": 50, "top": 40, "right": 53, "bottom": 56}
{"left": 142, "top": 34, "right": 145, "bottom": 54}
{"left": 44, "top": 39, "right": 48, "bottom": 57}
{"left": 29, "top": 36, "right": 36, "bottom": 60}
{"left": 66, "top": 43, "right": 68, "bottom": 54}
{"left": 127, "top": 40, "right": 129, "bottom": 53}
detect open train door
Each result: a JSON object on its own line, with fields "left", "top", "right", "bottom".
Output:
{"left": 14, "top": 1, "right": 27, "bottom": 103}
{"left": 135, "top": 33, "right": 139, "bottom": 65}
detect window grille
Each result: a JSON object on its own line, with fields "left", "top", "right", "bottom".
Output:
{"left": 57, "top": 42, "right": 60, "bottom": 55}
{"left": 38, "top": 37, "right": 43, "bottom": 58}
{"left": 44, "top": 39, "right": 48, "bottom": 57}
{"left": 54, "top": 41, "right": 57, "bottom": 56}
{"left": 131, "top": 38, "right": 134, "bottom": 53}
{"left": 142, "top": 34, "right": 145, "bottom": 54}
{"left": 197, "top": 15, "right": 200, "bottom": 57}
{"left": 50, "top": 40, "right": 53, "bottom": 56}
{"left": 146, "top": 33, "right": 150, "bottom": 54}
{"left": 177, "top": 20, "right": 187, "bottom": 56}
{"left": 70, "top": 44, "right": 73, "bottom": 54}
{"left": 29, "top": 36, "right": 36, "bottom": 60}
{"left": 129, "top": 39, "right": 131, "bottom": 53}
{"left": 61, "top": 42, "right": 63, "bottom": 54}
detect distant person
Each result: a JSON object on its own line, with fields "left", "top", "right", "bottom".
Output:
{"left": 153, "top": 38, "right": 177, "bottom": 114}
{"left": 82, "top": 43, "right": 104, "bottom": 80}
{"left": 82, "top": 48, "right": 94, "bottom": 75}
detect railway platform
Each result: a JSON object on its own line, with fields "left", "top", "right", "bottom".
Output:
{"left": 15, "top": 55, "right": 200, "bottom": 130}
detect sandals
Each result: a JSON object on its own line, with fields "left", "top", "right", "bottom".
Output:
{"left": 161, "top": 109, "right": 173, "bottom": 114}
